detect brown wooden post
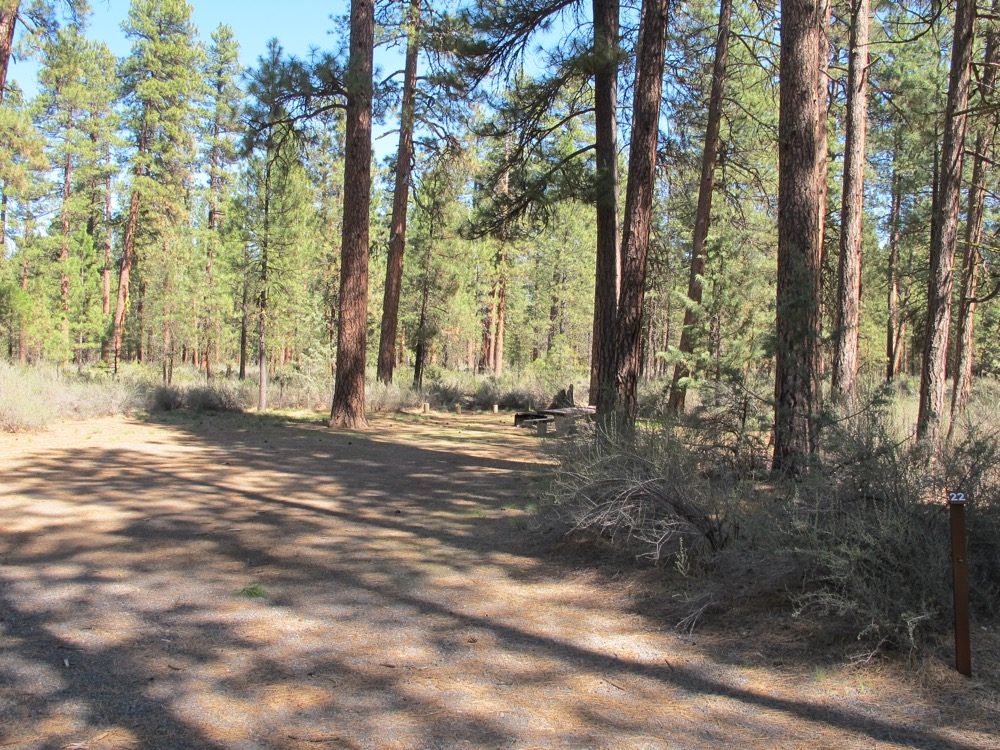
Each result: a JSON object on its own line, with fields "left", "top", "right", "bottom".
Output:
{"left": 948, "top": 490, "right": 971, "bottom": 676}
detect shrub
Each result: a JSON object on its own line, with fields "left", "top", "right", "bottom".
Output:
{"left": 546, "top": 422, "right": 738, "bottom": 565}
{"left": 471, "top": 376, "right": 547, "bottom": 411}
{"left": 544, "top": 381, "right": 1000, "bottom": 658}
{"left": 425, "top": 373, "right": 471, "bottom": 408}
{"left": 367, "top": 379, "right": 422, "bottom": 412}
{"left": 0, "top": 362, "right": 141, "bottom": 431}
{"left": 773, "top": 395, "right": 1000, "bottom": 656}
{"left": 150, "top": 385, "right": 184, "bottom": 412}
{"left": 185, "top": 383, "right": 250, "bottom": 412}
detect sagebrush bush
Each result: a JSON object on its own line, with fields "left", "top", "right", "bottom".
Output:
{"left": 547, "top": 422, "right": 739, "bottom": 564}
{"left": 425, "top": 373, "right": 469, "bottom": 408}
{"left": 0, "top": 362, "right": 141, "bottom": 431}
{"left": 471, "top": 376, "right": 547, "bottom": 411}
{"left": 149, "top": 385, "right": 185, "bottom": 412}
{"left": 545, "top": 380, "right": 1000, "bottom": 658}
{"left": 790, "top": 401, "right": 1000, "bottom": 655}
{"left": 185, "top": 383, "right": 250, "bottom": 412}
{"left": 366, "top": 379, "right": 422, "bottom": 412}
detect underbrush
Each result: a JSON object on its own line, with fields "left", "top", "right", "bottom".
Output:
{"left": 422, "top": 368, "right": 559, "bottom": 411}
{"left": 149, "top": 382, "right": 252, "bottom": 413}
{"left": 1, "top": 359, "right": 567, "bottom": 428}
{"left": 546, "top": 383, "right": 1000, "bottom": 659}
{"left": 0, "top": 362, "right": 141, "bottom": 431}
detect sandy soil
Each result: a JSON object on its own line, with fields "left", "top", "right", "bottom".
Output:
{"left": 0, "top": 410, "right": 997, "bottom": 750}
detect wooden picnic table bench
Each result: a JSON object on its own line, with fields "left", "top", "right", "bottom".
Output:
{"left": 514, "top": 405, "right": 596, "bottom": 435}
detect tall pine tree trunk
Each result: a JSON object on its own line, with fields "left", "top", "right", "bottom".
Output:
{"left": 112, "top": 127, "right": 147, "bottom": 373}
{"left": 606, "top": 0, "right": 669, "bottom": 425}
{"left": 831, "top": 0, "right": 870, "bottom": 400}
{"left": 412, "top": 236, "right": 433, "bottom": 390}
{"left": 949, "top": 15, "right": 998, "bottom": 437}
{"left": 258, "top": 164, "right": 271, "bottom": 411}
{"left": 101, "top": 167, "right": 113, "bottom": 362}
{"left": 886, "top": 165, "right": 902, "bottom": 382}
{"left": 330, "top": 0, "right": 374, "bottom": 428}
{"left": 773, "top": 0, "right": 826, "bottom": 475}
{"left": 589, "top": 0, "right": 620, "bottom": 408}
{"left": 492, "top": 256, "right": 507, "bottom": 376}
{"left": 18, "top": 224, "right": 27, "bottom": 364}
{"left": 238, "top": 267, "right": 249, "bottom": 380}
{"left": 0, "top": 1, "right": 17, "bottom": 102}
{"left": 377, "top": 0, "right": 420, "bottom": 384}
{"left": 668, "top": 0, "right": 732, "bottom": 412}
{"left": 59, "top": 153, "right": 72, "bottom": 363}
{"left": 917, "top": 0, "right": 975, "bottom": 445}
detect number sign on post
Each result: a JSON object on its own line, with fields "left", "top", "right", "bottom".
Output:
{"left": 948, "top": 490, "right": 971, "bottom": 677}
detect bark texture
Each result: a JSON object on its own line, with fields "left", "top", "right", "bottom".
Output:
{"left": 606, "top": 0, "right": 669, "bottom": 424}
{"left": 917, "top": 0, "right": 975, "bottom": 445}
{"left": 0, "top": 1, "right": 17, "bottom": 103}
{"left": 831, "top": 0, "right": 869, "bottom": 399}
{"left": 330, "top": 0, "right": 374, "bottom": 428}
{"left": 111, "top": 187, "right": 142, "bottom": 372}
{"left": 60, "top": 153, "right": 72, "bottom": 360}
{"left": 101, "top": 167, "right": 112, "bottom": 361}
{"left": 949, "top": 15, "right": 998, "bottom": 437}
{"left": 773, "top": 0, "right": 825, "bottom": 475}
{"left": 885, "top": 165, "right": 902, "bottom": 382}
{"left": 377, "top": 0, "right": 420, "bottom": 385}
{"left": 667, "top": 0, "right": 731, "bottom": 413}
{"left": 588, "top": 0, "right": 620, "bottom": 409}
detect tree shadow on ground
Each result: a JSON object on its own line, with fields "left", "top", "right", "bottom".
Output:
{"left": 0, "top": 411, "right": 993, "bottom": 749}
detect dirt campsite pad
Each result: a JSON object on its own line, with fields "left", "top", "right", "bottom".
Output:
{"left": 0, "top": 411, "right": 997, "bottom": 749}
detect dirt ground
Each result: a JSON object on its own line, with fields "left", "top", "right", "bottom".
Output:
{"left": 0, "top": 410, "right": 997, "bottom": 750}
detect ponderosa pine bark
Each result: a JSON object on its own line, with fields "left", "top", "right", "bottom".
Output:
{"left": 831, "top": 0, "right": 870, "bottom": 400}
{"left": 59, "top": 152, "right": 72, "bottom": 361}
{"left": 949, "top": 14, "right": 998, "bottom": 438}
{"left": 111, "top": 127, "right": 146, "bottom": 373}
{"left": 0, "top": 0, "right": 17, "bottom": 102}
{"left": 377, "top": 0, "right": 420, "bottom": 385}
{"left": 330, "top": 0, "right": 374, "bottom": 428}
{"left": 100, "top": 165, "right": 112, "bottom": 361}
{"left": 588, "top": 0, "right": 620, "bottom": 409}
{"left": 773, "top": 0, "right": 825, "bottom": 475}
{"left": 492, "top": 254, "right": 507, "bottom": 376}
{"left": 917, "top": 0, "right": 975, "bottom": 445}
{"left": 667, "top": 0, "right": 732, "bottom": 413}
{"left": 606, "top": 0, "right": 669, "bottom": 424}
{"left": 886, "top": 164, "right": 902, "bottom": 382}
{"left": 258, "top": 162, "right": 271, "bottom": 411}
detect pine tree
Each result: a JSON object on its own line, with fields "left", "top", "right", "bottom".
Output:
{"left": 773, "top": 0, "right": 825, "bottom": 474}
{"left": 607, "top": 0, "right": 669, "bottom": 425}
{"left": 377, "top": 0, "right": 421, "bottom": 385}
{"left": 330, "top": 0, "right": 375, "bottom": 428}
{"left": 34, "top": 23, "right": 116, "bottom": 363}
{"left": 111, "top": 0, "right": 203, "bottom": 372}
{"left": 917, "top": 0, "right": 975, "bottom": 445}
{"left": 831, "top": 0, "right": 870, "bottom": 401}
{"left": 667, "top": 0, "right": 732, "bottom": 413}
{"left": 201, "top": 23, "right": 241, "bottom": 376}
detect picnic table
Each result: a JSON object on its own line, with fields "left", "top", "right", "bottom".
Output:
{"left": 514, "top": 406, "right": 596, "bottom": 435}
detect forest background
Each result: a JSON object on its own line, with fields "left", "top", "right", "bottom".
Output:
{"left": 2, "top": 0, "right": 1000, "bottom": 663}
{"left": 4, "top": 0, "right": 998, "bottom": 438}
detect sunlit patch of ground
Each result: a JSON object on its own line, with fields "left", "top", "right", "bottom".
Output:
{"left": 0, "top": 411, "right": 996, "bottom": 749}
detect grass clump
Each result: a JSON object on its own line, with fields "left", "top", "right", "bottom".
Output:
{"left": 236, "top": 583, "right": 267, "bottom": 598}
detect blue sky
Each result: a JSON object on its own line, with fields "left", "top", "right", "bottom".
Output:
{"left": 9, "top": 0, "right": 355, "bottom": 95}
